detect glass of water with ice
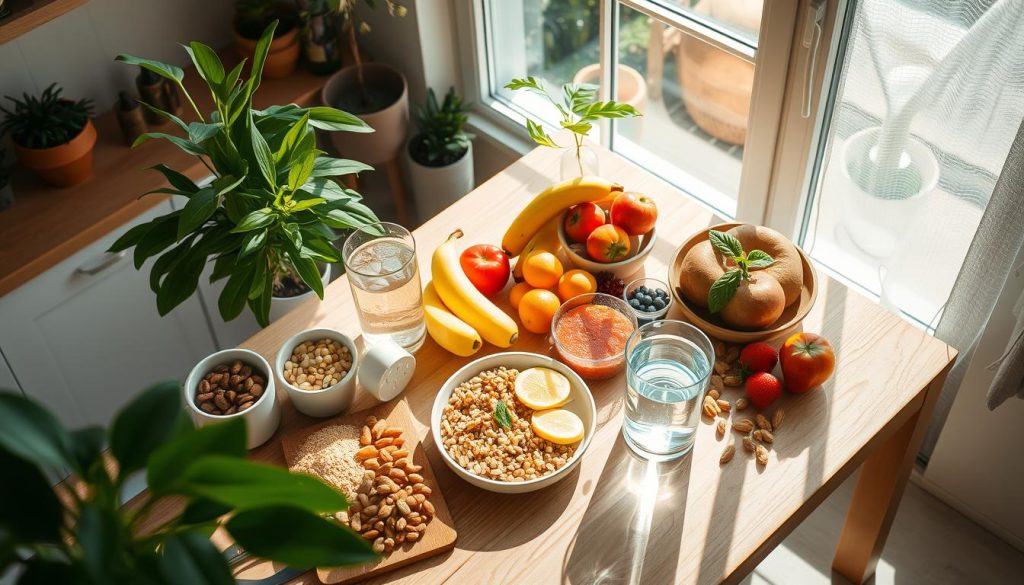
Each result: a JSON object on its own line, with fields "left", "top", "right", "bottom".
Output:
{"left": 342, "top": 222, "right": 426, "bottom": 352}
{"left": 623, "top": 320, "right": 715, "bottom": 460}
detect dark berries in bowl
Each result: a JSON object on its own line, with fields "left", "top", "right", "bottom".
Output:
{"left": 623, "top": 278, "right": 673, "bottom": 323}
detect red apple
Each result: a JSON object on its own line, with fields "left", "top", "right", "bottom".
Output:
{"left": 610, "top": 192, "right": 658, "bottom": 235}
{"left": 460, "top": 244, "right": 511, "bottom": 297}
{"left": 564, "top": 202, "right": 606, "bottom": 243}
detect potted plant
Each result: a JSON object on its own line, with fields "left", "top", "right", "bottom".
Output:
{"left": 0, "top": 84, "right": 96, "bottom": 187}
{"left": 110, "top": 22, "right": 379, "bottom": 328}
{"left": 298, "top": 0, "right": 345, "bottom": 74}
{"left": 505, "top": 77, "right": 640, "bottom": 180}
{"left": 0, "top": 146, "right": 12, "bottom": 209}
{"left": 234, "top": 0, "right": 302, "bottom": 79}
{"left": 0, "top": 382, "right": 376, "bottom": 582}
{"left": 406, "top": 87, "right": 475, "bottom": 220}
{"left": 572, "top": 64, "right": 646, "bottom": 140}
{"left": 321, "top": 0, "right": 408, "bottom": 164}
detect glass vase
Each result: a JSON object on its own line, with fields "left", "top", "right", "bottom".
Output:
{"left": 560, "top": 146, "right": 600, "bottom": 181}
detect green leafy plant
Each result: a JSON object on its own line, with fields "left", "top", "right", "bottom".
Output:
{"left": 504, "top": 76, "right": 640, "bottom": 176}
{"left": 334, "top": 0, "right": 406, "bottom": 103}
{"left": 0, "top": 84, "right": 94, "bottom": 149}
{"left": 493, "top": 400, "right": 512, "bottom": 431}
{"left": 409, "top": 87, "right": 473, "bottom": 167}
{"left": 109, "top": 22, "right": 379, "bottom": 327}
{"left": 235, "top": 0, "right": 298, "bottom": 39}
{"left": 0, "top": 382, "right": 375, "bottom": 584}
{"left": 706, "top": 230, "right": 777, "bottom": 313}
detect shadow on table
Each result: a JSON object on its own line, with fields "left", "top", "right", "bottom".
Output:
{"left": 562, "top": 438, "right": 692, "bottom": 585}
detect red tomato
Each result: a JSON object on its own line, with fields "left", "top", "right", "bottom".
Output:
{"left": 460, "top": 244, "right": 511, "bottom": 297}
{"left": 610, "top": 192, "right": 658, "bottom": 235}
{"left": 779, "top": 333, "right": 835, "bottom": 393}
{"left": 564, "top": 202, "right": 606, "bottom": 243}
{"left": 586, "top": 224, "right": 631, "bottom": 263}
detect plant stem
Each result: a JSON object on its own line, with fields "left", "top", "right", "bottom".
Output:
{"left": 347, "top": 20, "right": 369, "bottom": 106}
{"left": 574, "top": 134, "right": 584, "bottom": 177}
{"left": 177, "top": 81, "right": 205, "bottom": 123}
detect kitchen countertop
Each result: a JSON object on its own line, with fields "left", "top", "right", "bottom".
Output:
{"left": 0, "top": 50, "right": 326, "bottom": 298}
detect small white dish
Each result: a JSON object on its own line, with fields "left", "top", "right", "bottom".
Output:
{"left": 430, "top": 352, "right": 596, "bottom": 494}
{"left": 275, "top": 328, "right": 359, "bottom": 418}
{"left": 184, "top": 348, "right": 280, "bottom": 449}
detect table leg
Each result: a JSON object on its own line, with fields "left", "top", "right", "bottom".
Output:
{"left": 832, "top": 363, "right": 952, "bottom": 583}
{"left": 384, "top": 158, "right": 412, "bottom": 226}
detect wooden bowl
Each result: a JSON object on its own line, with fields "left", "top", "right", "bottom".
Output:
{"left": 668, "top": 223, "right": 818, "bottom": 343}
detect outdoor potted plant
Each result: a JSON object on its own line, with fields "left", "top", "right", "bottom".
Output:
{"left": 0, "top": 84, "right": 96, "bottom": 187}
{"left": 234, "top": 0, "right": 302, "bottom": 79}
{"left": 406, "top": 87, "right": 475, "bottom": 220}
{"left": 572, "top": 64, "right": 647, "bottom": 140}
{"left": 321, "top": 0, "right": 408, "bottom": 164}
{"left": 298, "top": 0, "right": 344, "bottom": 74}
{"left": 506, "top": 76, "right": 640, "bottom": 180}
{"left": 0, "top": 147, "right": 13, "bottom": 209}
{"left": 111, "top": 22, "right": 379, "bottom": 328}
{"left": 0, "top": 382, "right": 376, "bottom": 582}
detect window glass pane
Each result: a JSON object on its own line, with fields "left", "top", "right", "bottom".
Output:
{"left": 650, "top": 0, "right": 763, "bottom": 44}
{"left": 612, "top": 3, "right": 756, "bottom": 215}
{"left": 802, "top": 0, "right": 1024, "bottom": 325}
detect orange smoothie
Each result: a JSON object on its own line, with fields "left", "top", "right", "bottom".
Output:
{"left": 554, "top": 304, "right": 636, "bottom": 379}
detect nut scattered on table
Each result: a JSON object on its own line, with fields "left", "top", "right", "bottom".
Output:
{"left": 284, "top": 338, "right": 352, "bottom": 391}
{"left": 720, "top": 444, "right": 735, "bottom": 464}
{"left": 772, "top": 408, "right": 785, "bottom": 431}
{"left": 195, "top": 360, "right": 265, "bottom": 415}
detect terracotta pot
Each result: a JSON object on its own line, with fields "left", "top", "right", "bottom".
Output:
{"left": 321, "top": 63, "right": 409, "bottom": 164}
{"left": 14, "top": 119, "right": 97, "bottom": 187}
{"left": 676, "top": 34, "right": 753, "bottom": 145}
{"left": 234, "top": 23, "right": 301, "bottom": 79}
{"left": 573, "top": 63, "right": 647, "bottom": 141}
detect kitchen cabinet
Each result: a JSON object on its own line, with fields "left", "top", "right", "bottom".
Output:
{"left": 0, "top": 200, "right": 216, "bottom": 429}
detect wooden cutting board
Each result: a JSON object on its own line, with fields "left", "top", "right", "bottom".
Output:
{"left": 280, "top": 399, "right": 457, "bottom": 584}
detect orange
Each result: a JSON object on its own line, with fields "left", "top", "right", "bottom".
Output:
{"left": 522, "top": 251, "right": 563, "bottom": 289}
{"left": 556, "top": 269, "right": 597, "bottom": 302}
{"left": 518, "top": 289, "right": 561, "bottom": 334}
{"left": 508, "top": 282, "right": 533, "bottom": 310}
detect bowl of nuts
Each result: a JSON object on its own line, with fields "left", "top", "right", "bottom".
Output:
{"left": 430, "top": 352, "right": 596, "bottom": 494}
{"left": 184, "top": 349, "right": 281, "bottom": 449}
{"left": 275, "top": 328, "right": 358, "bottom": 418}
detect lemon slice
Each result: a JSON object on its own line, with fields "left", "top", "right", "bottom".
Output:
{"left": 514, "top": 367, "right": 572, "bottom": 410}
{"left": 531, "top": 409, "right": 585, "bottom": 445}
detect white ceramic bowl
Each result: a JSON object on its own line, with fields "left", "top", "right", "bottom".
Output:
{"left": 557, "top": 216, "right": 656, "bottom": 280}
{"left": 431, "top": 352, "right": 597, "bottom": 494}
{"left": 275, "top": 328, "right": 358, "bottom": 418}
{"left": 184, "top": 349, "right": 281, "bottom": 449}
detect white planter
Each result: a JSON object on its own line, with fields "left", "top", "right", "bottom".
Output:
{"left": 836, "top": 127, "right": 940, "bottom": 258}
{"left": 269, "top": 263, "right": 332, "bottom": 323}
{"left": 407, "top": 140, "right": 475, "bottom": 221}
{"left": 184, "top": 348, "right": 281, "bottom": 449}
{"left": 274, "top": 328, "right": 358, "bottom": 418}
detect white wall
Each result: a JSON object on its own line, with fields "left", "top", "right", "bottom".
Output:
{"left": 0, "top": 0, "right": 233, "bottom": 119}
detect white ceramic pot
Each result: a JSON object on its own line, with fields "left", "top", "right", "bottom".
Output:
{"left": 184, "top": 348, "right": 281, "bottom": 449}
{"left": 269, "top": 264, "right": 331, "bottom": 323}
{"left": 836, "top": 127, "right": 940, "bottom": 258}
{"left": 407, "top": 140, "right": 474, "bottom": 221}
{"left": 275, "top": 328, "right": 358, "bottom": 418}
{"left": 321, "top": 63, "right": 409, "bottom": 165}
{"left": 572, "top": 63, "right": 646, "bottom": 141}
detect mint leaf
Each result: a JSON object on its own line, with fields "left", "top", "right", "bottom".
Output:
{"left": 493, "top": 401, "right": 512, "bottom": 431}
{"left": 708, "top": 269, "right": 742, "bottom": 313}
{"left": 746, "top": 249, "right": 777, "bottom": 269}
{"left": 709, "top": 230, "right": 743, "bottom": 258}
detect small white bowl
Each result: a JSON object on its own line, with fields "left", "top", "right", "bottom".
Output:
{"left": 557, "top": 216, "right": 656, "bottom": 280}
{"left": 431, "top": 352, "right": 596, "bottom": 494}
{"left": 184, "top": 349, "right": 281, "bottom": 449}
{"left": 275, "top": 328, "right": 358, "bottom": 418}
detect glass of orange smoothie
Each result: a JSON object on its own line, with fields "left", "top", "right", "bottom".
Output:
{"left": 551, "top": 293, "right": 638, "bottom": 380}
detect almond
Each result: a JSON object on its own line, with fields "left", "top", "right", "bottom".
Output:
{"left": 723, "top": 373, "right": 743, "bottom": 387}
{"left": 708, "top": 388, "right": 720, "bottom": 401}
{"left": 720, "top": 444, "right": 735, "bottom": 464}
{"left": 717, "top": 399, "right": 731, "bottom": 412}
{"left": 742, "top": 435, "right": 756, "bottom": 453}
{"left": 735, "top": 397, "right": 749, "bottom": 411}
{"left": 759, "top": 430, "right": 775, "bottom": 444}
{"left": 716, "top": 420, "right": 726, "bottom": 438}
{"left": 756, "top": 413, "right": 772, "bottom": 432}
{"left": 360, "top": 426, "right": 372, "bottom": 446}
{"left": 772, "top": 408, "right": 785, "bottom": 431}
{"left": 732, "top": 419, "right": 754, "bottom": 433}
{"left": 755, "top": 444, "right": 769, "bottom": 466}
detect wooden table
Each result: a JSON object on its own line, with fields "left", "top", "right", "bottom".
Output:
{"left": 141, "top": 147, "right": 956, "bottom": 584}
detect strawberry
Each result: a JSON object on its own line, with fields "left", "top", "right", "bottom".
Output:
{"left": 739, "top": 342, "right": 778, "bottom": 378}
{"left": 745, "top": 372, "right": 782, "bottom": 410}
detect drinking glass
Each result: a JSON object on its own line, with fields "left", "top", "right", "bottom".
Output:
{"left": 342, "top": 222, "right": 426, "bottom": 352}
{"left": 623, "top": 320, "right": 715, "bottom": 460}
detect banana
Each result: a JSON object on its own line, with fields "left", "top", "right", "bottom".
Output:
{"left": 512, "top": 215, "right": 562, "bottom": 280}
{"left": 423, "top": 281, "right": 482, "bottom": 357}
{"left": 432, "top": 230, "right": 519, "bottom": 348}
{"left": 502, "top": 176, "right": 623, "bottom": 256}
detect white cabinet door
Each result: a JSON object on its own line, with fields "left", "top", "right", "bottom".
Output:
{"left": 0, "top": 200, "right": 216, "bottom": 429}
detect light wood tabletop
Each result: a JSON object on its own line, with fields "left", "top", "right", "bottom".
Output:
{"left": 138, "top": 146, "right": 956, "bottom": 584}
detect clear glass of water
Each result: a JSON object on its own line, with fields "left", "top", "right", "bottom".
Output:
{"left": 623, "top": 320, "right": 715, "bottom": 460}
{"left": 342, "top": 222, "right": 426, "bottom": 352}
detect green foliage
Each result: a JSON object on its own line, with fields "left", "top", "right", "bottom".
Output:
{"left": 706, "top": 229, "right": 777, "bottom": 313}
{"left": 409, "top": 87, "right": 473, "bottom": 167}
{"left": 0, "top": 383, "right": 376, "bottom": 584}
{"left": 111, "top": 22, "right": 379, "bottom": 327}
{"left": 0, "top": 84, "right": 94, "bottom": 149}
{"left": 504, "top": 76, "right": 640, "bottom": 176}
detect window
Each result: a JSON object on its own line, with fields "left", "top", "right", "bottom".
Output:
{"left": 461, "top": 0, "right": 1024, "bottom": 328}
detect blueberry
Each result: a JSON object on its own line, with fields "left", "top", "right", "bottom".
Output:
{"left": 629, "top": 298, "right": 641, "bottom": 309}
{"left": 646, "top": 304, "right": 656, "bottom": 312}
{"left": 653, "top": 298, "right": 666, "bottom": 310}
{"left": 638, "top": 286, "right": 648, "bottom": 294}
{"left": 656, "top": 289, "right": 667, "bottom": 298}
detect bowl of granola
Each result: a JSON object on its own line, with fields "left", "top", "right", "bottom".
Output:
{"left": 431, "top": 352, "right": 596, "bottom": 493}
